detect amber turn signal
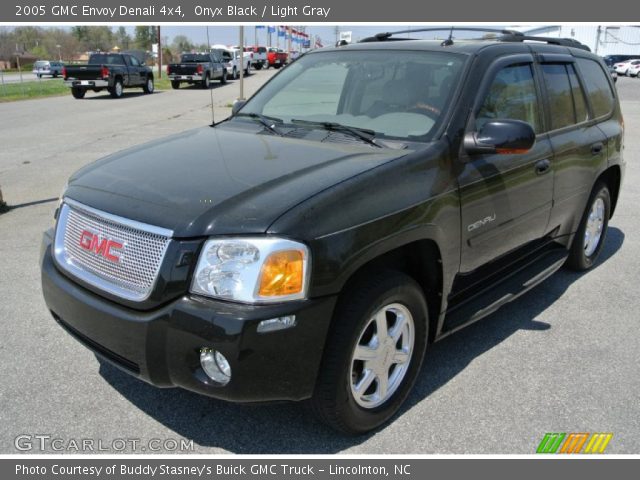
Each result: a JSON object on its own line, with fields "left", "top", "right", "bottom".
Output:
{"left": 258, "top": 250, "right": 305, "bottom": 297}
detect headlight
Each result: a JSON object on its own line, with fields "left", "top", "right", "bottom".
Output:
{"left": 190, "top": 237, "right": 310, "bottom": 303}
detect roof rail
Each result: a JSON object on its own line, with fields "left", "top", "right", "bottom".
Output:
{"left": 497, "top": 34, "right": 591, "bottom": 51}
{"left": 359, "top": 27, "right": 522, "bottom": 43}
{"left": 359, "top": 27, "right": 591, "bottom": 52}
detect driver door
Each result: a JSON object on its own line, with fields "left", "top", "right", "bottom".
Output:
{"left": 458, "top": 55, "right": 554, "bottom": 272}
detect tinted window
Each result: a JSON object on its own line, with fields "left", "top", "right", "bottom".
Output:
{"left": 89, "top": 54, "right": 124, "bottom": 65}
{"left": 477, "top": 64, "right": 540, "bottom": 133}
{"left": 180, "top": 54, "right": 211, "bottom": 63}
{"left": 541, "top": 64, "right": 576, "bottom": 130}
{"left": 567, "top": 65, "right": 589, "bottom": 123}
{"left": 128, "top": 56, "right": 140, "bottom": 66}
{"left": 576, "top": 58, "right": 615, "bottom": 117}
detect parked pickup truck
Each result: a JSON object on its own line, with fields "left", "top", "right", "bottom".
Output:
{"left": 167, "top": 51, "right": 227, "bottom": 89}
{"left": 42, "top": 31, "right": 624, "bottom": 434}
{"left": 63, "top": 53, "right": 154, "bottom": 99}
{"left": 267, "top": 47, "right": 288, "bottom": 68}
{"left": 242, "top": 46, "right": 268, "bottom": 70}
{"left": 212, "top": 45, "right": 251, "bottom": 79}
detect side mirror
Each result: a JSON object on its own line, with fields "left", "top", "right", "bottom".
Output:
{"left": 464, "top": 119, "right": 536, "bottom": 155}
{"left": 231, "top": 99, "right": 246, "bottom": 116}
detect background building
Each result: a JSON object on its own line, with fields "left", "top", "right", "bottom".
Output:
{"left": 518, "top": 25, "right": 640, "bottom": 56}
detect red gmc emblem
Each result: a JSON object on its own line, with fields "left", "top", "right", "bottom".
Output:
{"left": 79, "top": 230, "right": 123, "bottom": 263}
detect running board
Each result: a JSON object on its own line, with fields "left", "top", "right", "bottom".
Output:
{"left": 441, "top": 248, "right": 568, "bottom": 337}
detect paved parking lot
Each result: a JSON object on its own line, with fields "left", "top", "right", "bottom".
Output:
{"left": 0, "top": 74, "right": 639, "bottom": 454}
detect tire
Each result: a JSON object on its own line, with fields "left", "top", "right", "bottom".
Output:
{"left": 171, "top": 80, "right": 180, "bottom": 89}
{"left": 109, "top": 79, "right": 123, "bottom": 98}
{"left": 311, "top": 271, "right": 428, "bottom": 434}
{"left": 71, "top": 87, "right": 86, "bottom": 99}
{"left": 254, "top": 63, "right": 263, "bottom": 71}
{"left": 52, "top": 73, "right": 58, "bottom": 78}
{"left": 142, "top": 76, "right": 154, "bottom": 94}
{"left": 219, "top": 70, "right": 227, "bottom": 84}
{"left": 201, "top": 73, "right": 210, "bottom": 89}
{"left": 245, "top": 64, "right": 251, "bottom": 76}
{"left": 565, "top": 182, "right": 611, "bottom": 271}
{"left": 233, "top": 67, "right": 238, "bottom": 80}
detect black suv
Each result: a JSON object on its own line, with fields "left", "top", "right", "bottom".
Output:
{"left": 41, "top": 30, "right": 624, "bottom": 434}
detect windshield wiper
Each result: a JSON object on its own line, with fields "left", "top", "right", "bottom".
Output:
{"left": 290, "top": 119, "right": 382, "bottom": 148}
{"left": 236, "top": 112, "right": 283, "bottom": 136}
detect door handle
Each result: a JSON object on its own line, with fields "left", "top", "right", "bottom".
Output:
{"left": 535, "top": 159, "right": 551, "bottom": 175}
{"left": 591, "top": 142, "right": 604, "bottom": 155}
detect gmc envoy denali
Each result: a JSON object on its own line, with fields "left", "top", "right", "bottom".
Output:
{"left": 41, "top": 29, "right": 624, "bottom": 434}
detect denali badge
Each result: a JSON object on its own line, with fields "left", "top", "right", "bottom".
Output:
{"left": 79, "top": 230, "right": 123, "bottom": 263}
{"left": 468, "top": 213, "right": 497, "bottom": 232}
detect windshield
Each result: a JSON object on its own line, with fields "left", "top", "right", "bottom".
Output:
{"left": 89, "top": 54, "right": 124, "bottom": 65}
{"left": 180, "top": 54, "right": 210, "bottom": 63}
{"left": 237, "top": 50, "right": 465, "bottom": 141}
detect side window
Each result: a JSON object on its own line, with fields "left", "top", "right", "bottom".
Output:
{"left": 129, "top": 56, "right": 140, "bottom": 67}
{"left": 567, "top": 65, "right": 589, "bottom": 123}
{"left": 541, "top": 64, "right": 577, "bottom": 130}
{"left": 476, "top": 64, "right": 540, "bottom": 133}
{"left": 576, "top": 58, "right": 615, "bottom": 118}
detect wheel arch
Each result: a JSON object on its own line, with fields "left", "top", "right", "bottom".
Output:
{"left": 333, "top": 238, "right": 443, "bottom": 344}
{"left": 598, "top": 165, "right": 622, "bottom": 217}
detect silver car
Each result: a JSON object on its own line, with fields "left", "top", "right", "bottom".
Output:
{"left": 32, "top": 60, "right": 64, "bottom": 78}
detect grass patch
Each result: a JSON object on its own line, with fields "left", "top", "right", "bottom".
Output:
{"left": 0, "top": 75, "right": 178, "bottom": 103}
{"left": 0, "top": 79, "right": 68, "bottom": 102}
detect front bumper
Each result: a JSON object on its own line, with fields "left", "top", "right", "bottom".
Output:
{"left": 40, "top": 230, "right": 336, "bottom": 402}
{"left": 65, "top": 79, "right": 109, "bottom": 88}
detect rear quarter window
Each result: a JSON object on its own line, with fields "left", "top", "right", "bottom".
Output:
{"left": 576, "top": 58, "right": 615, "bottom": 118}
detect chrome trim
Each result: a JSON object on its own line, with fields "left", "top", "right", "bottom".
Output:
{"left": 63, "top": 198, "right": 173, "bottom": 237}
{"left": 53, "top": 198, "right": 173, "bottom": 302}
{"left": 64, "top": 80, "right": 109, "bottom": 87}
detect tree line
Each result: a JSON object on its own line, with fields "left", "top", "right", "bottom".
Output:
{"left": 0, "top": 26, "right": 208, "bottom": 64}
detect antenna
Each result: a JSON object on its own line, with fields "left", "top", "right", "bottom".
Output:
{"left": 206, "top": 26, "right": 215, "bottom": 126}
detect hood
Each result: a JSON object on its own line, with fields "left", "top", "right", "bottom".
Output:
{"left": 65, "top": 122, "right": 409, "bottom": 237}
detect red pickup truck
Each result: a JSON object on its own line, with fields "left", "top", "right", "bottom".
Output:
{"left": 267, "top": 48, "right": 288, "bottom": 69}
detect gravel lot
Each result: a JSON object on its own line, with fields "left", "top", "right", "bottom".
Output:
{"left": 0, "top": 73, "right": 639, "bottom": 454}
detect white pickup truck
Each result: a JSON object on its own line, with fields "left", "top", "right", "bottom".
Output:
{"left": 213, "top": 45, "right": 251, "bottom": 79}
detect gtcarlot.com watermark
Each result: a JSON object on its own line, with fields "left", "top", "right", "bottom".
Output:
{"left": 15, "top": 434, "right": 194, "bottom": 453}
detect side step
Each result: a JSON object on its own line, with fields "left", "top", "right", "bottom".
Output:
{"left": 441, "top": 247, "right": 568, "bottom": 336}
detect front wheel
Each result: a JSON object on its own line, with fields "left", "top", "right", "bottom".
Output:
{"left": 232, "top": 67, "right": 238, "bottom": 80}
{"left": 219, "top": 70, "right": 227, "bottom": 84}
{"left": 566, "top": 182, "right": 611, "bottom": 271}
{"left": 142, "top": 76, "right": 154, "bottom": 94}
{"left": 311, "top": 271, "right": 428, "bottom": 434}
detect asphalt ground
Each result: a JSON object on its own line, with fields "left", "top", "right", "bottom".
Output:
{"left": 0, "top": 73, "right": 639, "bottom": 454}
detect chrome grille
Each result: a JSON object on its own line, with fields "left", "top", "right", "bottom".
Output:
{"left": 54, "top": 199, "right": 173, "bottom": 301}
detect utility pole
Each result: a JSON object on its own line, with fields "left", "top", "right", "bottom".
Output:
{"left": 157, "top": 26, "right": 162, "bottom": 78}
{"left": 239, "top": 26, "right": 245, "bottom": 100}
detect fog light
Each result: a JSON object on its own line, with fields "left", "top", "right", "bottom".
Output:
{"left": 257, "top": 315, "right": 297, "bottom": 333}
{"left": 199, "top": 348, "right": 231, "bottom": 385}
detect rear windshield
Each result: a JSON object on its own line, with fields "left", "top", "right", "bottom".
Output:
{"left": 34, "top": 61, "right": 49, "bottom": 67}
{"left": 180, "top": 54, "right": 210, "bottom": 63}
{"left": 89, "top": 54, "right": 124, "bottom": 65}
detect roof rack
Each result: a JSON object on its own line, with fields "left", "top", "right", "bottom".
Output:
{"left": 359, "top": 27, "right": 522, "bottom": 43}
{"left": 359, "top": 27, "right": 590, "bottom": 52}
{"left": 498, "top": 34, "right": 591, "bottom": 51}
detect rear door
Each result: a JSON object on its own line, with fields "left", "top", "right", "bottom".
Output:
{"left": 211, "top": 51, "right": 224, "bottom": 78}
{"left": 125, "top": 55, "right": 142, "bottom": 85}
{"left": 458, "top": 54, "right": 554, "bottom": 272}
{"left": 540, "top": 54, "right": 616, "bottom": 237}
